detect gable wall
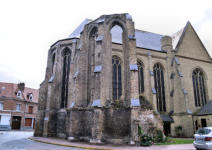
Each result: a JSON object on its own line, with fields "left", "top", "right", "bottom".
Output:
{"left": 177, "top": 24, "right": 211, "bottom": 61}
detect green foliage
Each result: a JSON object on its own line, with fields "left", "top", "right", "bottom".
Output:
{"left": 140, "top": 134, "right": 153, "bottom": 146}
{"left": 175, "top": 126, "right": 183, "bottom": 136}
{"left": 138, "top": 125, "right": 153, "bottom": 146}
{"left": 154, "top": 138, "right": 193, "bottom": 145}
{"left": 138, "top": 125, "right": 143, "bottom": 137}
{"left": 113, "top": 100, "right": 124, "bottom": 108}
{"left": 153, "top": 130, "right": 164, "bottom": 143}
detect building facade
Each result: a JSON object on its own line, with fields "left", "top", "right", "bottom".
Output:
{"left": 34, "top": 14, "right": 212, "bottom": 144}
{"left": 0, "top": 82, "right": 38, "bottom": 130}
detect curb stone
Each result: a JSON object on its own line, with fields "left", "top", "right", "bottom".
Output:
{"left": 28, "top": 137, "right": 116, "bottom": 150}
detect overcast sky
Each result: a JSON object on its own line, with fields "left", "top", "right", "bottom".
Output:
{"left": 0, "top": 0, "right": 212, "bottom": 89}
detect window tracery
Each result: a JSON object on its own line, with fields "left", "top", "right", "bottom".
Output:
{"left": 153, "top": 63, "right": 166, "bottom": 112}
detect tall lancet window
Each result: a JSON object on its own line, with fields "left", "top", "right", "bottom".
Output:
{"left": 52, "top": 53, "right": 56, "bottom": 73}
{"left": 153, "top": 63, "right": 166, "bottom": 112}
{"left": 61, "top": 48, "right": 71, "bottom": 108}
{"left": 112, "top": 56, "right": 122, "bottom": 100}
{"left": 192, "top": 68, "right": 207, "bottom": 107}
{"left": 137, "top": 61, "right": 144, "bottom": 94}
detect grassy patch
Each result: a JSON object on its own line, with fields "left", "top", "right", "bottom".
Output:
{"left": 154, "top": 137, "right": 194, "bottom": 145}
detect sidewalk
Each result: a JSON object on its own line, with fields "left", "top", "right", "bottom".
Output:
{"left": 29, "top": 136, "right": 195, "bottom": 150}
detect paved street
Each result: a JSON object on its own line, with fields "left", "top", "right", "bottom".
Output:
{"left": 0, "top": 131, "right": 196, "bottom": 150}
{"left": 0, "top": 131, "right": 84, "bottom": 150}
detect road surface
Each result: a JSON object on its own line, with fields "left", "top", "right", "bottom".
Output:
{"left": 0, "top": 131, "right": 84, "bottom": 150}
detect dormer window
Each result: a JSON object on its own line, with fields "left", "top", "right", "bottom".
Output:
{"left": 29, "top": 94, "right": 33, "bottom": 101}
{"left": 16, "top": 91, "right": 22, "bottom": 98}
{"left": 27, "top": 93, "right": 33, "bottom": 101}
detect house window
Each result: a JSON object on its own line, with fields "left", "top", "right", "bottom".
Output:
{"left": 16, "top": 104, "right": 21, "bottom": 111}
{"left": 61, "top": 48, "right": 71, "bottom": 108}
{"left": 28, "top": 106, "right": 33, "bottom": 114}
{"left": 153, "top": 63, "right": 166, "bottom": 112}
{"left": 137, "top": 61, "right": 144, "bottom": 94}
{"left": 192, "top": 68, "right": 207, "bottom": 107}
{"left": 112, "top": 56, "right": 122, "bottom": 100}
{"left": 0, "top": 102, "right": 3, "bottom": 110}
{"left": 17, "top": 91, "right": 22, "bottom": 98}
{"left": 27, "top": 93, "right": 33, "bottom": 101}
{"left": 29, "top": 94, "right": 33, "bottom": 101}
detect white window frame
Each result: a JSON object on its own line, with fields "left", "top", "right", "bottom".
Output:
{"left": 16, "top": 103, "right": 21, "bottom": 112}
{"left": 29, "top": 94, "right": 33, "bottom": 101}
{"left": 17, "top": 90, "right": 22, "bottom": 98}
{"left": 0, "top": 102, "right": 3, "bottom": 110}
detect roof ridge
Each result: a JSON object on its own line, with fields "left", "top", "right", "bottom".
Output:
{"left": 135, "top": 29, "right": 164, "bottom": 36}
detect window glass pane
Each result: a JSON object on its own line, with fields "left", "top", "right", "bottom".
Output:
{"left": 192, "top": 69, "right": 207, "bottom": 107}
{"left": 112, "top": 57, "right": 122, "bottom": 100}
{"left": 138, "top": 61, "right": 144, "bottom": 94}
{"left": 153, "top": 63, "right": 166, "bottom": 112}
{"left": 61, "top": 48, "right": 71, "bottom": 108}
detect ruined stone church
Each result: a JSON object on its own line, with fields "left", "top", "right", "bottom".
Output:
{"left": 34, "top": 13, "right": 212, "bottom": 144}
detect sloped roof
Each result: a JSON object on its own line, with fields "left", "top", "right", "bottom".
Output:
{"left": 69, "top": 19, "right": 164, "bottom": 51}
{"left": 195, "top": 100, "right": 212, "bottom": 116}
{"left": 171, "top": 22, "right": 190, "bottom": 50}
{"left": 160, "top": 114, "right": 174, "bottom": 122}
{"left": 69, "top": 19, "right": 92, "bottom": 38}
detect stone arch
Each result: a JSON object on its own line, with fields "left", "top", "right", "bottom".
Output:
{"left": 88, "top": 26, "right": 98, "bottom": 38}
{"left": 107, "top": 18, "right": 129, "bottom": 45}
{"left": 106, "top": 16, "right": 132, "bottom": 103}
{"left": 190, "top": 66, "right": 208, "bottom": 80}
{"left": 153, "top": 61, "right": 166, "bottom": 72}
{"left": 61, "top": 47, "right": 72, "bottom": 57}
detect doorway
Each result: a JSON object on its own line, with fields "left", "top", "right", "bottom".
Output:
{"left": 12, "top": 116, "right": 21, "bottom": 130}
{"left": 163, "top": 122, "right": 171, "bottom": 136}
{"left": 201, "top": 119, "right": 207, "bottom": 127}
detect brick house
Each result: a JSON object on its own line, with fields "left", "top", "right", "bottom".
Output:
{"left": 0, "top": 82, "right": 38, "bottom": 130}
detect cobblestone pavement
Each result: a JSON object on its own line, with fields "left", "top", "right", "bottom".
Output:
{"left": 0, "top": 131, "right": 196, "bottom": 150}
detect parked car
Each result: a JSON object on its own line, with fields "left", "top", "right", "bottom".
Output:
{"left": 194, "top": 127, "right": 212, "bottom": 150}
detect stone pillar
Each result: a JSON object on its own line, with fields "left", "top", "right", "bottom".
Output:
{"left": 57, "top": 109, "right": 67, "bottom": 138}
{"left": 75, "top": 30, "right": 89, "bottom": 107}
{"left": 43, "top": 46, "right": 59, "bottom": 137}
{"left": 90, "top": 108, "right": 104, "bottom": 144}
{"left": 125, "top": 15, "right": 140, "bottom": 144}
{"left": 89, "top": 23, "right": 105, "bottom": 144}
{"left": 147, "top": 52, "right": 157, "bottom": 112}
{"left": 99, "top": 23, "right": 112, "bottom": 106}
{"left": 161, "top": 36, "right": 174, "bottom": 112}
{"left": 43, "top": 84, "right": 52, "bottom": 137}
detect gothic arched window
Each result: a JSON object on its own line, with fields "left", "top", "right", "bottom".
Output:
{"left": 112, "top": 56, "right": 122, "bottom": 100}
{"left": 192, "top": 68, "right": 207, "bottom": 107}
{"left": 52, "top": 53, "right": 55, "bottom": 73}
{"left": 153, "top": 63, "right": 166, "bottom": 112}
{"left": 61, "top": 48, "right": 71, "bottom": 108}
{"left": 137, "top": 61, "right": 144, "bottom": 94}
